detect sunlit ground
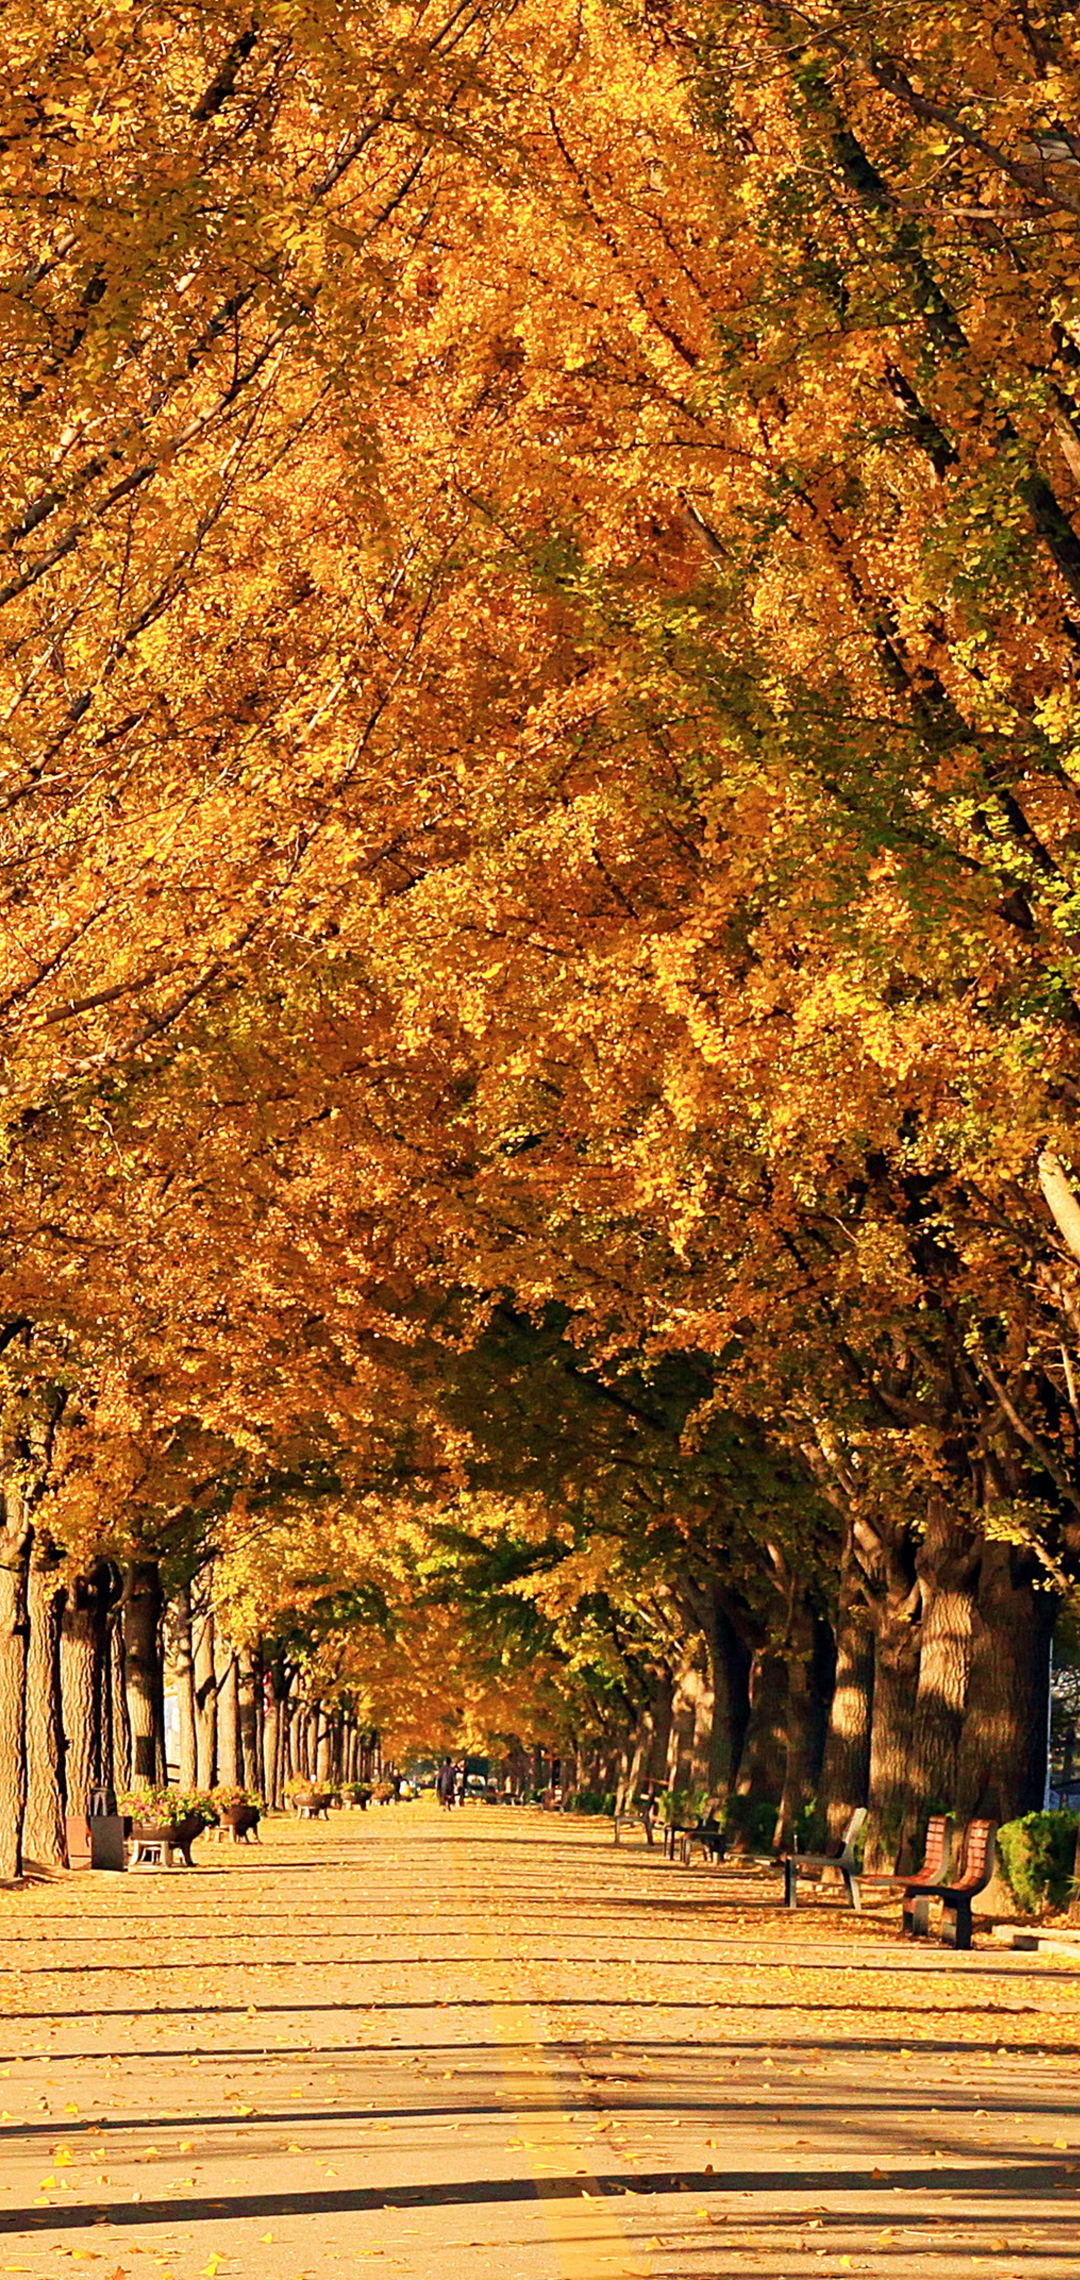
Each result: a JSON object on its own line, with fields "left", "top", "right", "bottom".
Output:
{"left": 0, "top": 1803, "right": 1076, "bottom": 2280}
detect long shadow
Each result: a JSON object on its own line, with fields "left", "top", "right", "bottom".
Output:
{"left": 4, "top": 2003, "right": 1076, "bottom": 2056}
{"left": 2, "top": 1942, "right": 1073, "bottom": 1991}
{"left": 3, "top": 2088, "right": 1078, "bottom": 2146}
{"left": 5, "top": 2027, "right": 1079, "bottom": 2075}
{"left": 1, "top": 2160, "right": 1076, "bottom": 2236}
{"left": 0, "top": 1967, "right": 1046, "bottom": 2023}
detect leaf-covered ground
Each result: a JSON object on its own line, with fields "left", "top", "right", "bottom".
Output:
{"left": 0, "top": 1805, "right": 1077, "bottom": 2280}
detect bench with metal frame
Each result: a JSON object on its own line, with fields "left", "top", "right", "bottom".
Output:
{"left": 613, "top": 1791, "right": 664, "bottom": 1846}
{"left": 781, "top": 1807, "right": 867, "bottom": 1910}
{"left": 661, "top": 1795, "right": 726, "bottom": 1865}
{"left": 902, "top": 1819, "right": 996, "bottom": 1949}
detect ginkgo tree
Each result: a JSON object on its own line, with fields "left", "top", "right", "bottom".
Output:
{"left": 3, "top": 0, "right": 1080, "bottom": 1885}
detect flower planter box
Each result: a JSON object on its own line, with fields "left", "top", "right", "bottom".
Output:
{"left": 219, "top": 1803, "right": 261, "bottom": 1843}
{"left": 128, "top": 1812, "right": 207, "bottom": 1868}
{"left": 290, "top": 1790, "right": 332, "bottom": 1820}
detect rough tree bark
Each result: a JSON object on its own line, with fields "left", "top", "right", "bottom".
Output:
{"left": 59, "top": 1561, "right": 112, "bottom": 1813}
{"left": 617, "top": 1668, "right": 672, "bottom": 1811}
{"left": 263, "top": 1657, "right": 289, "bottom": 1807}
{"left": 671, "top": 1580, "right": 751, "bottom": 1800}
{"left": 772, "top": 1593, "right": 827, "bottom": 1852}
{"left": 23, "top": 1530, "right": 66, "bottom": 1868}
{"left": 862, "top": 1519, "right": 921, "bottom": 1872}
{"left": 292, "top": 1700, "right": 310, "bottom": 1780}
{"left": 898, "top": 1503, "right": 981, "bottom": 1870}
{"left": 109, "top": 1607, "right": 130, "bottom": 1792}
{"left": 0, "top": 1493, "right": 32, "bottom": 1880}
{"left": 729, "top": 1649, "right": 788, "bottom": 1846}
{"left": 664, "top": 1634, "right": 715, "bottom": 1797}
{"left": 238, "top": 1645, "right": 260, "bottom": 1795}
{"left": 122, "top": 1559, "right": 165, "bottom": 1788}
{"left": 215, "top": 1640, "right": 240, "bottom": 1787}
{"left": 172, "top": 1584, "right": 198, "bottom": 1791}
{"left": 819, "top": 1521, "right": 875, "bottom": 1846}
{"left": 193, "top": 1603, "right": 217, "bottom": 1789}
{"left": 315, "top": 1705, "right": 333, "bottom": 1784}
{"left": 953, "top": 1538, "right": 1056, "bottom": 1824}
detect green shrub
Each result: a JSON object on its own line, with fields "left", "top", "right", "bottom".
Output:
{"left": 724, "top": 1795, "right": 779, "bottom": 1852}
{"left": 997, "top": 1811, "right": 1078, "bottom": 1914}
{"left": 569, "top": 1788, "right": 610, "bottom": 1815}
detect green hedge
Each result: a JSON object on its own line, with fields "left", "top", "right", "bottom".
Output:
{"left": 996, "top": 1811, "right": 1078, "bottom": 1914}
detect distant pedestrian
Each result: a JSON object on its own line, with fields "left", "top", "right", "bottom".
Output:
{"left": 437, "top": 1759, "right": 455, "bottom": 1810}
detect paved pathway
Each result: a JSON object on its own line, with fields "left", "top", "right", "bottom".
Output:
{"left": 0, "top": 1805, "right": 1078, "bottom": 2280}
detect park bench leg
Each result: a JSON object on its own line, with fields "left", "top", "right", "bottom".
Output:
{"left": 845, "top": 1873, "right": 861, "bottom": 1913}
{"left": 784, "top": 1859, "right": 797, "bottom": 1909}
{"left": 903, "top": 1894, "right": 929, "bottom": 1938}
{"left": 941, "top": 1898, "right": 972, "bottom": 1950}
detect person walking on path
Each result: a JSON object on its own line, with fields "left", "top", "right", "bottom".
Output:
{"left": 437, "top": 1759, "right": 456, "bottom": 1809}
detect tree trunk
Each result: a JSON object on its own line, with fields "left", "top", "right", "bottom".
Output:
{"left": 23, "top": 1530, "right": 66, "bottom": 1868}
{"left": 712, "top": 1599, "right": 753, "bottom": 1795}
{"left": 122, "top": 1559, "right": 165, "bottom": 1789}
{"left": 0, "top": 1495, "right": 31, "bottom": 1880}
{"left": 861, "top": 1517, "right": 921, "bottom": 1873}
{"left": 194, "top": 1603, "right": 217, "bottom": 1789}
{"left": 616, "top": 1670, "right": 671, "bottom": 1811}
{"left": 898, "top": 1505, "right": 980, "bottom": 1870}
{"left": 316, "top": 1706, "right": 333, "bottom": 1784}
{"left": 238, "top": 1646, "right": 260, "bottom": 1793}
{"left": 287, "top": 1699, "right": 303, "bottom": 1780}
{"left": 729, "top": 1649, "right": 788, "bottom": 1845}
{"left": 252, "top": 1648, "right": 265, "bottom": 1798}
{"left": 264, "top": 1657, "right": 289, "bottom": 1807}
{"left": 665, "top": 1636, "right": 714, "bottom": 1797}
{"left": 59, "top": 1559, "right": 111, "bottom": 1814}
{"left": 954, "top": 1538, "right": 1056, "bottom": 1824}
{"left": 109, "top": 1608, "right": 131, "bottom": 1792}
{"left": 772, "top": 1597, "right": 819, "bottom": 1852}
{"left": 820, "top": 1526, "right": 875, "bottom": 1846}
{"left": 863, "top": 1603, "right": 921, "bottom": 1872}
{"left": 262, "top": 1687, "right": 278, "bottom": 1805}
{"left": 215, "top": 1642, "right": 239, "bottom": 1787}
{"left": 173, "top": 1584, "right": 198, "bottom": 1791}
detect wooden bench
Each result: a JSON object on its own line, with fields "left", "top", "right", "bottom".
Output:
{"left": 902, "top": 1819, "right": 996, "bottom": 1949}
{"left": 782, "top": 1808, "right": 867, "bottom": 1909}
{"left": 863, "top": 1813, "right": 952, "bottom": 1923}
{"left": 783, "top": 1809, "right": 956, "bottom": 1917}
{"left": 824, "top": 1811, "right": 953, "bottom": 1914}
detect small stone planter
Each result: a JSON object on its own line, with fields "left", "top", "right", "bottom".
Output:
{"left": 290, "top": 1789, "right": 332, "bottom": 1820}
{"left": 127, "top": 1812, "right": 207, "bottom": 1868}
{"left": 218, "top": 1803, "right": 261, "bottom": 1843}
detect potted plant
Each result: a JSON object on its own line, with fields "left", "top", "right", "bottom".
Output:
{"left": 285, "top": 1773, "right": 332, "bottom": 1819}
{"left": 118, "top": 1786, "right": 216, "bottom": 1866}
{"left": 209, "top": 1784, "right": 262, "bottom": 1842}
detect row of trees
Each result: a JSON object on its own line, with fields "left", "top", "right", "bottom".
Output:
{"left": 2, "top": 0, "right": 1080, "bottom": 1876}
